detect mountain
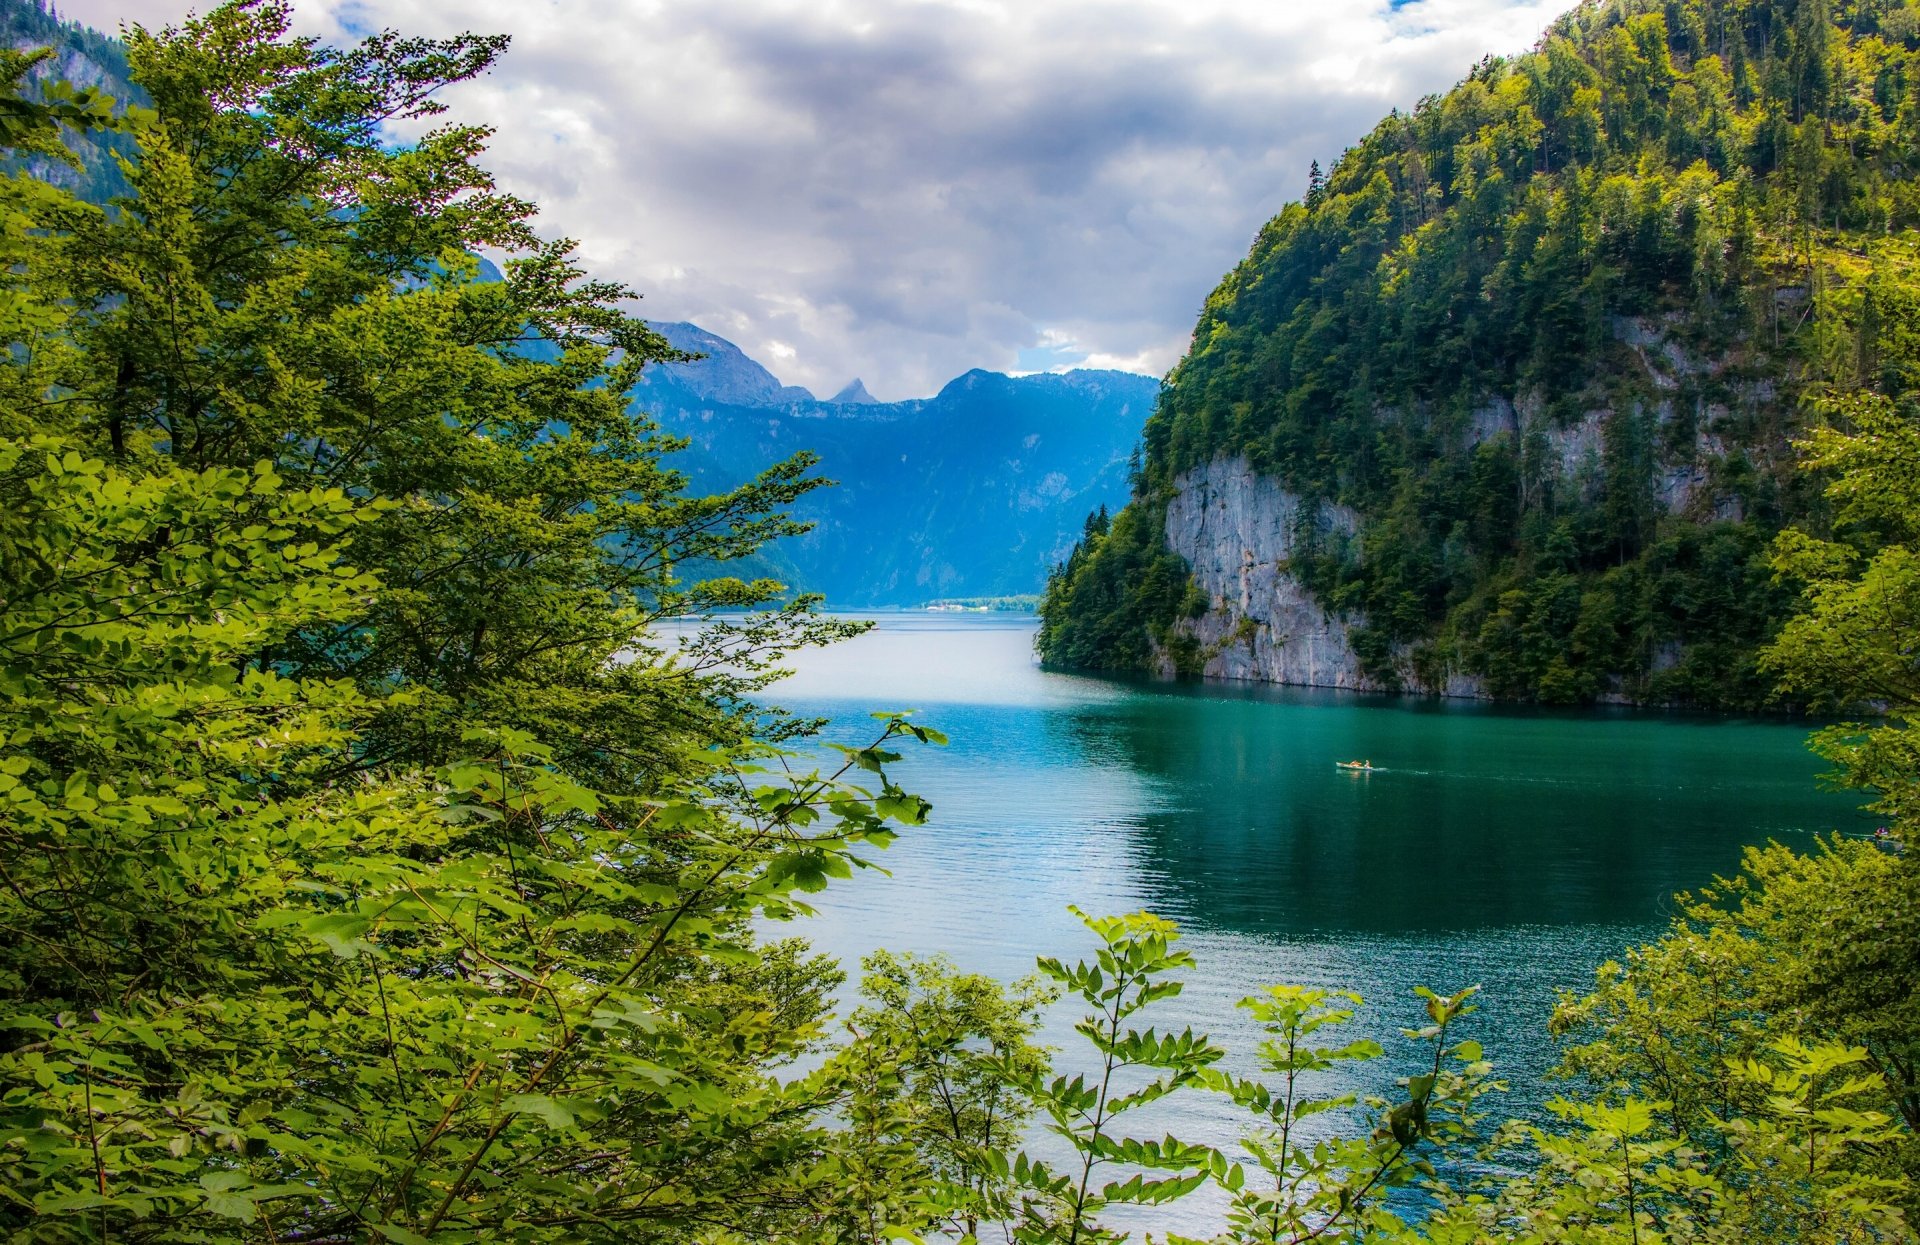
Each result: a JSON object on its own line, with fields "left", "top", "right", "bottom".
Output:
{"left": 2, "top": 0, "right": 138, "bottom": 202}
{"left": 638, "top": 322, "right": 1157, "bottom": 605}
{"left": 829, "top": 378, "right": 879, "bottom": 405}
{"left": 0, "top": 0, "right": 1153, "bottom": 611}
{"left": 650, "top": 321, "right": 820, "bottom": 407}
{"left": 1039, "top": 0, "right": 1920, "bottom": 709}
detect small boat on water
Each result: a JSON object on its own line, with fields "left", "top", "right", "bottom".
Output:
{"left": 1336, "top": 760, "right": 1375, "bottom": 772}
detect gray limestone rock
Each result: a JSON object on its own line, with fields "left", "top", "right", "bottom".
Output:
{"left": 1161, "top": 457, "right": 1380, "bottom": 690}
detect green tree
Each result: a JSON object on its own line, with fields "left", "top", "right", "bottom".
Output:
{"left": 0, "top": 433, "right": 950, "bottom": 1241}
{"left": 1535, "top": 386, "right": 1920, "bottom": 1226}
{"left": 1767, "top": 392, "right": 1920, "bottom": 824}
{"left": 1039, "top": 0, "right": 1920, "bottom": 708}
{"left": 1003, "top": 909, "right": 1225, "bottom": 1242}
{"left": 1202, "top": 985, "right": 1495, "bottom": 1244}
{"left": 816, "top": 951, "right": 1057, "bottom": 1242}
{"left": 0, "top": 8, "right": 948, "bottom": 1242}
{"left": 27, "top": 1, "right": 852, "bottom": 788}
{"left": 1423, "top": 1043, "right": 1907, "bottom": 1243}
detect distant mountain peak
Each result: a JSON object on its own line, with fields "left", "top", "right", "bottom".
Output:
{"left": 642, "top": 321, "right": 816, "bottom": 407}
{"left": 829, "top": 378, "right": 879, "bottom": 405}
{"left": 631, "top": 320, "right": 1161, "bottom": 605}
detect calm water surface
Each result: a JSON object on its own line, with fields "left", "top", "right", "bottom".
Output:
{"left": 757, "top": 613, "right": 1862, "bottom": 1227}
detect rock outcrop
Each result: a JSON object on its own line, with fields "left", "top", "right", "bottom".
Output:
{"left": 1158, "top": 315, "right": 1758, "bottom": 696}
{"left": 1158, "top": 457, "right": 1384, "bottom": 689}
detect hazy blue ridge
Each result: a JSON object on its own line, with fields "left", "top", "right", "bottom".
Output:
{"left": 637, "top": 322, "right": 1158, "bottom": 607}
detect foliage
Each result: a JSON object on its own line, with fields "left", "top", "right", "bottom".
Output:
{"left": 1491, "top": 337, "right": 1920, "bottom": 1243}
{"left": 0, "top": 4, "right": 1915, "bottom": 1244}
{"left": 1197, "top": 985, "right": 1495, "bottom": 1245}
{"left": 999, "top": 909, "right": 1226, "bottom": 1241}
{"left": 0, "top": 8, "right": 943, "bottom": 1242}
{"left": 1038, "top": 502, "right": 1206, "bottom": 674}
{"left": 0, "top": 0, "right": 141, "bottom": 204}
{"left": 977, "top": 913, "right": 1499, "bottom": 1244}
{"left": 819, "top": 952, "right": 1057, "bottom": 1242}
{"left": 0, "top": 47, "right": 130, "bottom": 154}
{"left": 0, "top": 433, "right": 950, "bottom": 1242}
{"left": 1552, "top": 837, "right": 1920, "bottom": 1147}
{"left": 1423, "top": 1040, "right": 1908, "bottom": 1243}
{"left": 1547, "top": 839, "right": 1920, "bottom": 1224}
{"left": 1040, "top": 0, "right": 1920, "bottom": 706}
{"left": 948, "top": 910, "right": 1912, "bottom": 1244}
{"left": 1750, "top": 387, "right": 1920, "bottom": 1180}
{"left": 16, "top": 0, "right": 855, "bottom": 786}
{"left": 0, "top": 0, "right": 126, "bottom": 84}
{"left": 1766, "top": 391, "right": 1920, "bottom": 820}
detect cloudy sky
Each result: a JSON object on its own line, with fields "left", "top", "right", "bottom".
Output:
{"left": 60, "top": 0, "right": 1566, "bottom": 399}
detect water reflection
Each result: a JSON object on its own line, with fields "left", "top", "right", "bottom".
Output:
{"left": 1063, "top": 685, "right": 1862, "bottom": 936}
{"left": 754, "top": 613, "right": 1865, "bottom": 1231}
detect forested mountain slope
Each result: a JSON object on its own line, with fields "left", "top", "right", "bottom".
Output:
{"left": 1039, "top": 0, "right": 1920, "bottom": 707}
{"left": 2, "top": 0, "right": 134, "bottom": 200}
{"left": 638, "top": 323, "right": 1157, "bottom": 606}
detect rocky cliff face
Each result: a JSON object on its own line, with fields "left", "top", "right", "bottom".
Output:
{"left": 5, "top": 2, "right": 140, "bottom": 203}
{"left": 1157, "top": 318, "right": 1760, "bottom": 697}
{"left": 1037, "top": 0, "right": 1883, "bottom": 709}
{"left": 1156, "top": 456, "right": 1383, "bottom": 689}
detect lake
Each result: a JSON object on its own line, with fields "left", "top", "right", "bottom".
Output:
{"left": 758, "top": 612, "right": 1864, "bottom": 1225}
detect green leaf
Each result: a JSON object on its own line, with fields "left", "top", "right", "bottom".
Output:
{"left": 201, "top": 1191, "right": 256, "bottom": 1221}
{"left": 507, "top": 1094, "right": 578, "bottom": 1129}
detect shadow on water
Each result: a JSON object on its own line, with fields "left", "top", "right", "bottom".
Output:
{"left": 762, "top": 613, "right": 1865, "bottom": 1022}
{"left": 1045, "top": 679, "right": 1867, "bottom": 937}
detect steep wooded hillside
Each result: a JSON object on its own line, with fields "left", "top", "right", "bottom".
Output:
{"left": 2, "top": 0, "right": 135, "bottom": 200}
{"left": 1040, "top": 0, "right": 1920, "bottom": 707}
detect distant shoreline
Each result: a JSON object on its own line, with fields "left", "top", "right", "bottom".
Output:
{"left": 922, "top": 595, "right": 1040, "bottom": 614}
{"left": 663, "top": 605, "right": 1039, "bottom": 620}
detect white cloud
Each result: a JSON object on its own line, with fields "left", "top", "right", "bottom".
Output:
{"left": 56, "top": 0, "right": 1566, "bottom": 399}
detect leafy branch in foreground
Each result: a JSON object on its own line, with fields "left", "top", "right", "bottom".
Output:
{"left": 2, "top": 3, "right": 1917, "bottom": 1243}
{"left": 1000, "top": 908, "right": 1225, "bottom": 1244}
{"left": 1422, "top": 1039, "right": 1908, "bottom": 1244}
{"left": 941, "top": 909, "right": 1910, "bottom": 1245}
{"left": 810, "top": 952, "right": 1058, "bottom": 1244}
{"left": 1198, "top": 985, "right": 1495, "bottom": 1245}
{"left": 0, "top": 45, "right": 142, "bottom": 156}
{"left": 17, "top": 0, "right": 850, "bottom": 791}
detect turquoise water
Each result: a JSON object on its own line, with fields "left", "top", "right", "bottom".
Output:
{"left": 761, "top": 613, "right": 1863, "bottom": 1227}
